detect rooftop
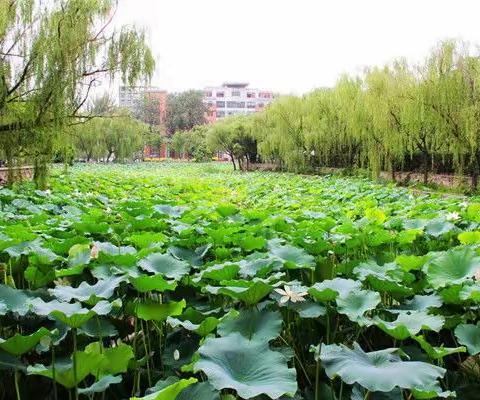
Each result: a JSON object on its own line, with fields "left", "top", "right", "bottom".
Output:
{"left": 222, "top": 82, "right": 249, "bottom": 89}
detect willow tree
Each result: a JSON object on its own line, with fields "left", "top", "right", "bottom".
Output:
{"left": 255, "top": 96, "right": 308, "bottom": 172}
{"left": 0, "top": 0, "right": 155, "bottom": 187}
{"left": 420, "top": 40, "right": 478, "bottom": 188}
{"left": 362, "top": 62, "right": 414, "bottom": 179}
{"left": 458, "top": 54, "right": 480, "bottom": 189}
{"left": 303, "top": 77, "right": 364, "bottom": 170}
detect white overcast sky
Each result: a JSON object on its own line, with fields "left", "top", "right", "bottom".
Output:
{"left": 107, "top": 0, "right": 480, "bottom": 95}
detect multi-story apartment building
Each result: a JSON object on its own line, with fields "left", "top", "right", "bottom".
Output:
{"left": 203, "top": 82, "right": 275, "bottom": 123}
{"left": 118, "top": 86, "right": 167, "bottom": 123}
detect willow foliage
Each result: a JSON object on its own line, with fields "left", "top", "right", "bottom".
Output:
{"left": 0, "top": 0, "right": 154, "bottom": 187}
{"left": 214, "top": 40, "right": 480, "bottom": 190}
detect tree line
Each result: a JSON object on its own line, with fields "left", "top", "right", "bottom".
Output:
{"left": 0, "top": 0, "right": 154, "bottom": 187}
{"left": 202, "top": 40, "right": 480, "bottom": 191}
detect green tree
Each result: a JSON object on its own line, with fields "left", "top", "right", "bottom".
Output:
{"left": 0, "top": 0, "right": 154, "bottom": 187}
{"left": 207, "top": 115, "right": 256, "bottom": 170}
{"left": 172, "top": 126, "right": 212, "bottom": 161}
{"left": 165, "top": 90, "right": 206, "bottom": 134}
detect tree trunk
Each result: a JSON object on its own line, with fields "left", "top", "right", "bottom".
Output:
{"left": 422, "top": 151, "right": 429, "bottom": 185}
{"left": 33, "top": 155, "right": 48, "bottom": 189}
{"left": 472, "top": 172, "right": 478, "bottom": 192}
{"left": 229, "top": 153, "right": 236, "bottom": 170}
{"left": 471, "top": 152, "right": 480, "bottom": 192}
{"left": 391, "top": 159, "right": 396, "bottom": 182}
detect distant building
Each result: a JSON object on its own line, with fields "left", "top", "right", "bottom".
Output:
{"left": 203, "top": 82, "right": 275, "bottom": 123}
{"left": 119, "top": 86, "right": 168, "bottom": 123}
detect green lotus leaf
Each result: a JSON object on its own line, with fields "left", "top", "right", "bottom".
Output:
{"left": 197, "top": 262, "right": 240, "bottom": 281}
{"left": 320, "top": 342, "right": 446, "bottom": 394}
{"left": 0, "top": 327, "right": 51, "bottom": 355}
{"left": 138, "top": 253, "right": 190, "bottom": 280}
{"left": 131, "top": 299, "right": 186, "bottom": 321}
{"left": 67, "top": 243, "right": 91, "bottom": 267}
{"left": 466, "top": 203, "right": 480, "bottom": 222}
{"left": 78, "top": 318, "right": 118, "bottom": 338}
{"left": 153, "top": 204, "right": 188, "bottom": 218}
{"left": 166, "top": 306, "right": 227, "bottom": 337}
{"left": 389, "top": 295, "right": 442, "bottom": 313}
{"left": 131, "top": 378, "right": 197, "bottom": 400}
{"left": 365, "top": 208, "right": 387, "bottom": 224}
{"left": 94, "top": 242, "right": 137, "bottom": 256}
{"left": 194, "top": 333, "right": 297, "bottom": 399}
{"left": 130, "top": 274, "right": 177, "bottom": 293}
{"left": 396, "top": 229, "right": 423, "bottom": 244}
{"left": 439, "top": 285, "right": 463, "bottom": 304}
{"left": 167, "top": 316, "right": 220, "bottom": 337}
{"left": 5, "top": 238, "right": 58, "bottom": 263}
{"left": 0, "top": 284, "right": 32, "bottom": 316}
{"left": 85, "top": 342, "right": 134, "bottom": 378}
{"left": 218, "top": 309, "right": 282, "bottom": 342}
{"left": 426, "top": 248, "right": 480, "bottom": 289}
{"left": 458, "top": 231, "right": 480, "bottom": 245}
{"left": 336, "top": 289, "right": 381, "bottom": 321}
{"left": 414, "top": 335, "right": 466, "bottom": 360}
{"left": 0, "top": 351, "right": 26, "bottom": 371}
{"left": 216, "top": 204, "right": 238, "bottom": 217}
{"left": 459, "top": 283, "right": 480, "bottom": 301}
{"left": 353, "top": 261, "right": 413, "bottom": 296}
{"left": 238, "top": 236, "right": 267, "bottom": 251}
{"left": 77, "top": 375, "right": 122, "bottom": 394}
{"left": 27, "top": 350, "right": 105, "bottom": 388}
{"left": 168, "top": 244, "right": 211, "bottom": 266}
{"left": 425, "top": 218, "right": 456, "bottom": 237}
{"left": 308, "top": 278, "right": 362, "bottom": 302}
{"left": 351, "top": 384, "right": 404, "bottom": 399}
{"left": 145, "top": 376, "right": 179, "bottom": 395}
{"left": 238, "top": 254, "right": 282, "bottom": 278}
{"left": 395, "top": 254, "right": 429, "bottom": 272}
{"left": 455, "top": 323, "right": 480, "bottom": 355}
{"left": 49, "top": 275, "right": 125, "bottom": 303}
{"left": 31, "top": 298, "right": 112, "bottom": 328}
{"left": 127, "top": 232, "right": 166, "bottom": 249}
{"left": 410, "top": 387, "right": 455, "bottom": 399}
{"left": 288, "top": 301, "right": 326, "bottom": 318}
{"left": 95, "top": 241, "right": 137, "bottom": 266}
{"left": 268, "top": 238, "right": 315, "bottom": 269}
{"left": 373, "top": 311, "right": 445, "bottom": 340}
{"left": 176, "top": 382, "right": 220, "bottom": 400}
{"left": 204, "top": 281, "right": 273, "bottom": 305}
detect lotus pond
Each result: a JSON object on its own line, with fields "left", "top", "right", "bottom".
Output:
{"left": 1, "top": 162, "right": 480, "bottom": 400}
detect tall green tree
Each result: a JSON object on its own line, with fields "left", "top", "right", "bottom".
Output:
{"left": 0, "top": 0, "right": 154, "bottom": 187}
{"left": 165, "top": 90, "right": 206, "bottom": 134}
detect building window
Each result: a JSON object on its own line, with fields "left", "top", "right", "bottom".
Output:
{"left": 259, "top": 92, "right": 272, "bottom": 99}
{"left": 205, "top": 91, "right": 213, "bottom": 97}
{"left": 217, "top": 111, "right": 225, "bottom": 118}
{"left": 227, "top": 101, "right": 245, "bottom": 108}
{"left": 247, "top": 92, "right": 256, "bottom": 98}
{"left": 216, "top": 101, "right": 225, "bottom": 108}
{"left": 207, "top": 101, "right": 214, "bottom": 107}
{"left": 258, "top": 102, "right": 265, "bottom": 108}
{"left": 216, "top": 91, "right": 225, "bottom": 97}
{"left": 246, "top": 102, "right": 256, "bottom": 109}
{"left": 232, "top": 90, "right": 241, "bottom": 97}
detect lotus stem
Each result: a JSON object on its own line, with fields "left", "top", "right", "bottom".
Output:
{"left": 72, "top": 328, "right": 78, "bottom": 400}
{"left": 52, "top": 346, "right": 58, "bottom": 400}
{"left": 14, "top": 370, "right": 21, "bottom": 400}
